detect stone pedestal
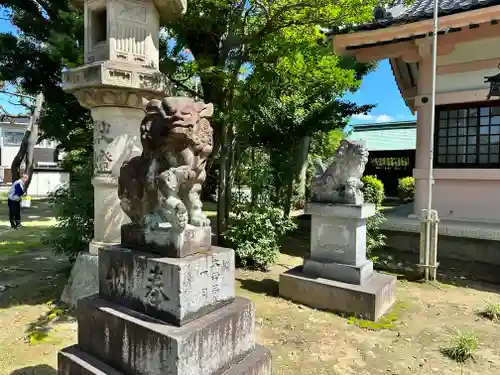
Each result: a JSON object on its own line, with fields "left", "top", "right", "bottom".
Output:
{"left": 58, "top": 236, "right": 271, "bottom": 374}
{"left": 279, "top": 202, "right": 396, "bottom": 321}
{"left": 121, "top": 223, "right": 212, "bottom": 257}
{"left": 61, "top": 252, "right": 99, "bottom": 308}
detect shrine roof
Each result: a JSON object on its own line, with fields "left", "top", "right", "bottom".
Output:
{"left": 329, "top": 0, "right": 500, "bottom": 35}
{"left": 347, "top": 121, "right": 416, "bottom": 151}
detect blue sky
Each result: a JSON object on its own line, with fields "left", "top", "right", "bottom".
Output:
{"left": 343, "top": 59, "right": 415, "bottom": 125}
{"left": 0, "top": 10, "right": 25, "bottom": 116}
{"left": 0, "top": 14, "right": 415, "bottom": 124}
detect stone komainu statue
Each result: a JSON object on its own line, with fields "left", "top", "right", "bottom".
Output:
{"left": 118, "top": 97, "right": 214, "bottom": 233}
{"left": 311, "top": 139, "right": 369, "bottom": 205}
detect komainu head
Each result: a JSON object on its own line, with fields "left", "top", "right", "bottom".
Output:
{"left": 140, "top": 97, "right": 214, "bottom": 153}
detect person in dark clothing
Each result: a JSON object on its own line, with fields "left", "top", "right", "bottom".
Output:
{"left": 7, "top": 174, "right": 28, "bottom": 229}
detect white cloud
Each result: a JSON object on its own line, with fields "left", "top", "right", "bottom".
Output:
{"left": 352, "top": 114, "right": 374, "bottom": 120}
{"left": 374, "top": 114, "right": 394, "bottom": 123}
{"left": 351, "top": 113, "right": 395, "bottom": 123}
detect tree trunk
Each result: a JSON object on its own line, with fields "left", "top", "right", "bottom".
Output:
{"left": 283, "top": 143, "right": 298, "bottom": 217}
{"left": 216, "top": 124, "right": 229, "bottom": 245}
{"left": 11, "top": 93, "right": 44, "bottom": 191}
{"left": 283, "top": 171, "right": 294, "bottom": 217}
{"left": 296, "top": 135, "right": 311, "bottom": 201}
{"left": 224, "top": 124, "right": 235, "bottom": 223}
{"left": 250, "top": 148, "right": 258, "bottom": 207}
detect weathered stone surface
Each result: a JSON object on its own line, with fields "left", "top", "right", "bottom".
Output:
{"left": 309, "top": 215, "right": 367, "bottom": 266}
{"left": 121, "top": 223, "right": 212, "bottom": 257}
{"left": 58, "top": 345, "right": 122, "bottom": 375}
{"left": 63, "top": 63, "right": 169, "bottom": 103}
{"left": 311, "top": 139, "right": 369, "bottom": 205}
{"left": 221, "top": 345, "right": 272, "bottom": 375}
{"left": 303, "top": 257, "right": 374, "bottom": 285}
{"left": 59, "top": 344, "right": 271, "bottom": 375}
{"left": 306, "top": 202, "right": 376, "bottom": 219}
{"left": 118, "top": 97, "right": 214, "bottom": 239}
{"left": 77, "top": 296, "right": 256, "bottom": 375}
{"left": 306, "top": 203, "right": 376, "bottom": 267}
{"left": 99, "top": 246, "right": 235, "bottom": 325}
{"left": 154, "top": 0, "right": 188, "bottom": 22}
{"left": 61, "top": 252, "right": 98, "bottom": 309}
{"left": 280, "top": 266, "right": 396, "bottom": 321}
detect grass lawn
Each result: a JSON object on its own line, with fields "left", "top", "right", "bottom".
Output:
{"left": 1, "top": 201, "right": 500, "bottom": 375}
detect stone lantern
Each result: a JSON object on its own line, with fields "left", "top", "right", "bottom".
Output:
{"left": 485, "top": 63, "right": 500, "bottom": 100}
{"left": 62, "top": 0, "right": 186, "bottom": 254}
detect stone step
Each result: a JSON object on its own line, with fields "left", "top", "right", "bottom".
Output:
{"left": 99, "top": 246, "right": 235, "bottom": 326}
{"left": 58, "top": 344, "right": 272, "bottom": 375}
{"left": 221, "top": 345, "right": 272, "bottom": 375}
{"left": 280, "top": 266, "right": 396, "bottom": 322}
{"left": 77, "top": 296, "right": 255, "bottom": 375}
{"left": 58, "top": 345, "right": 122, "bottom": 375}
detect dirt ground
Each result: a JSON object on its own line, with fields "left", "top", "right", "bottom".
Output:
{"left": 1, "top": 202, "right": 500, "bottom": 375}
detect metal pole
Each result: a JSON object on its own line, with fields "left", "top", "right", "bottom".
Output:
{"left": 424, "top": 0, "right": 440, "bottom": 281}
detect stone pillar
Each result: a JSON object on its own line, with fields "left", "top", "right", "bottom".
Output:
{"left": 90, "top": 105, "right": 144, "bottom": 250}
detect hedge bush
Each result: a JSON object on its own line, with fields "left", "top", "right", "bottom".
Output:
{"left": 42, "top": 149, "right": 94, "bottom": 262}
{"left": 361, "top": 175, "right": 385, "bottom": 207}
{"left": 223, "top": 204, "right": 297, "bottom": 270}
{"left": 398, "top": 176, "right": 415, "bottom": 202}
{"left": 366, "top": 211, "right": 387, "bottom": 259}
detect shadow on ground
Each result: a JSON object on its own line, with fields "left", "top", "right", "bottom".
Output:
{"left": 237, "top": 278, "right": 279, "bottom": 297}
{"left": 0, "top": 199, "right": 55, "bottom": 225}
{"left": 279, "top": 214, "right": 310, "bottom": 258}
{"left": 0, "top": 205, "right": 71, "bottom": 308}
{"left": 281, "top": 212, "right": 500, "bottom": 293}
{"left": 375, "top": 247, "right": 500, "bottom": 293}
{"left": 10, "top": 365, "right": 56, "bottom": 375}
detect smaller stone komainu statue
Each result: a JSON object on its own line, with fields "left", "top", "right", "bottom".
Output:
{"left": 311, "top": 139, "right": 369, "bottom": 205}
{"left": 118, "top": 96, "right": 214, "bottom": 255}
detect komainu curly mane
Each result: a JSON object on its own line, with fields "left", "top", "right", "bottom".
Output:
{"left": 311, "top": 139, "right": 369, "bottom": 205}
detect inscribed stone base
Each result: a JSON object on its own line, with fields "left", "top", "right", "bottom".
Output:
{"left": 303, "top": 257, "right": 373, "bottom": 285}
{"left": 121, "top": 223, "right": 211, "bottom": 257}
{"left": 77, "top": 296, "right": 256, "bottom": 375}
{"left": 99, "top": 246, "right": 235, "bottom": 325}
{"left": 279, "top": 266, "right": 396, "bottom": 321}
{"left": 306, "top": 202, "right": 376, "bottom": 266}
{"left": 58, "top": 344, "right": 271, "bottom": 375}
{"left": 60, "top": 252, "right": 98, "bottom": 309}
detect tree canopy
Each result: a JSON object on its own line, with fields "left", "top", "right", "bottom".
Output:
{"left": 0, "top": 0, "right": 381, "bottom": 244}
{"left": 0, "top": 1, "right": 91, "bottom": 152}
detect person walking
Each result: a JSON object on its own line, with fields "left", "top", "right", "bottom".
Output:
{"left": 7, "top": 174, "right": 28, "bottom": 229}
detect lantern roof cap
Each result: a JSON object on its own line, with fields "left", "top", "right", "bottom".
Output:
{"left": 69, "top": 0, "right": 186, "bottom": 21}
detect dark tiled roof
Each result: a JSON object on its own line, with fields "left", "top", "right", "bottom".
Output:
{"left": 0, "top": 115, "right": 30, "bottom": 124}
{"left": 336, "top": 0, "right": 500, "bottom": 33}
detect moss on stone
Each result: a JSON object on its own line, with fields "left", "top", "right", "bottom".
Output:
{"left": 347, "top": 302, "right": 404, "bottom": 331}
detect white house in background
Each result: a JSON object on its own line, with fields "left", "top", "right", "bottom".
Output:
{"left": 0, "top": 115, "right": 69, "bottom": 196}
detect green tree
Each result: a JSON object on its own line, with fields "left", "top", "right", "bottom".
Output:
{"left": 236, "top": 26, "right": 374, "bottom": 215}
{"left": 0, "top": 1, "right": 94, "bottom": 259}
{"left": 1, "top": 0, "right": 382, "bottom": 248}
{"left": 0, "top": 1, "right": 92, "bottom": 152}
{"left": 163, "top": 0, "right": 381, "bottom": 242}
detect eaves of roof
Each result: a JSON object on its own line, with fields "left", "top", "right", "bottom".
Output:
{"left": 327, "top": 0, "right": 500, "bottom": 36}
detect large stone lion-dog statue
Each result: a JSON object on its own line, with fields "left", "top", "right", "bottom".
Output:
{"left": 118, "top": 97, "right": 214, "bottom": 233}
{"left": 311, "top": 139, "right": 369, "bottom": 205}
